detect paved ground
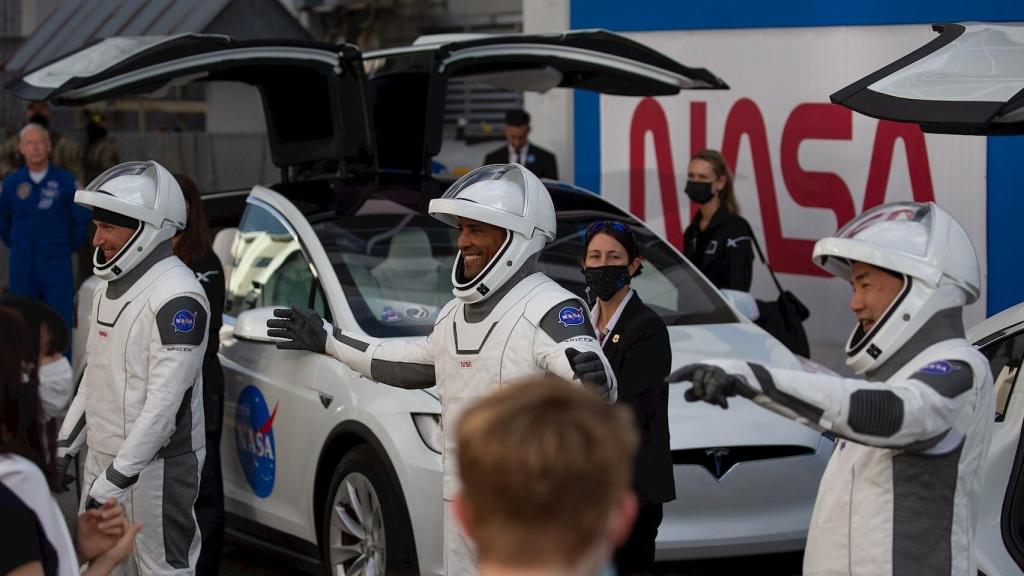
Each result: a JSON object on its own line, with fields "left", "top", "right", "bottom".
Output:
{"left": 58, "top": 468, "right": 802, "bottom": 576}
{"left": 220, "top": 537, "right": 803, "bottom": 575}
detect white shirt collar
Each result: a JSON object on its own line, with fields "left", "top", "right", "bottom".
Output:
{"left": 591, "top": 288, "right": 633, "bottom": 346}
{"left": 508, "top": 142, "right": 530, "bottom": 164}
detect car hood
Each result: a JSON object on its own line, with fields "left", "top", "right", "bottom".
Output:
{"left": 665, "top": 323, "right": 825, "bottom": 451}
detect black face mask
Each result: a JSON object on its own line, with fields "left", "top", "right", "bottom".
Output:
{"left": 685, "top": 180, "right": 714, "bottom": 204}
{"left": 584, "top": 265, "right": 631, "bottom": 301}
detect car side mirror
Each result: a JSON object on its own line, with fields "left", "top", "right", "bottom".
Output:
{"left": 234, "top": 307, "right": 281, "bottom": 343}
{"left": 720, "top": 289, "right": 760, "bottom": 322}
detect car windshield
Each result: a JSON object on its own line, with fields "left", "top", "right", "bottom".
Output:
{"left": 311, "top": 190, "right": 736, "bottom": 338}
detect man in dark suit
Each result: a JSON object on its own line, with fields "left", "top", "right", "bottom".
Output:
{"left": 484, "top": 109, "right": 558, "bottom": 180}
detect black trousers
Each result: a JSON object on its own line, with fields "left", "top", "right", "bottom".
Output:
{"left": 614, "top": 502, "right": 663, "bottom": 576}
{"left": 195, "top": 359, "right": 224, "bottom": 576}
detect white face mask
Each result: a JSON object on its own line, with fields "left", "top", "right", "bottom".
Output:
{"left": 38, "top": 356, "right": 73, "bottom": 419}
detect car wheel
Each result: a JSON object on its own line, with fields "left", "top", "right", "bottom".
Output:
{"left": 321, "top": 445, "right": 417, "bottom": 576}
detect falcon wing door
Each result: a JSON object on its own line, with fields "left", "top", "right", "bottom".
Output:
{"left": 363, "top": 29, "right": 727, "bottom": 174}
{"left": 831, "top": 23, "right": 1024, "bottom": 135}
{"left": 9, "top": 34, "right": 374, "bottom": 172}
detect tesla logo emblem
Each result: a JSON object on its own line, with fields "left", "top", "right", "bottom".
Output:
{"left": 705, "top": 447, "right": 732, "bottom": 480}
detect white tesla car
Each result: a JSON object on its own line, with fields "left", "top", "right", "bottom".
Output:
{"left": 34, "top": 31, "right": 833, "bottom": 575}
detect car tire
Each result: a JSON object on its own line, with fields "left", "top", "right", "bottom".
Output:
{"left": 320, "top": 445, "right": 417, "bottom": 576}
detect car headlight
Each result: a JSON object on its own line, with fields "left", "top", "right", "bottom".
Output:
{"left": 412, "top": 413, "right": 443, "bottom": 454}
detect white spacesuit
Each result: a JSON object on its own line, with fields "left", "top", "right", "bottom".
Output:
{"left": 57, "top": 161, "right": 209, "bottom": 576}
{"left": 671, "top": 202, "right": 993, "bottom": 576}
{"left": 269, "top": 164, "right": 616, "bottom": 575}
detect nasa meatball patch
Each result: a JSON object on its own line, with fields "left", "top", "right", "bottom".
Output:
{"left": 540, "top": 299, "right": 595, "bottom": 341}
{"left": 910, "top": 359, "right": 973, "bottom": 399}
{"left": 157, "top": 296, "right": 208, "bottom": 346}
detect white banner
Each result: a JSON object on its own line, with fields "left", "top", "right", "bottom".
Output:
{"left": 598, "top": 25, "right": 988, "bottom": 371}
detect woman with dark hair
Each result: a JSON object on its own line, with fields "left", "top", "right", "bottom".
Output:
{"left": 171, "top": 173, "right": 225, "bottom": 576}
{"left": 0, "top": 295, "right": 72, "bottom": 421}
{"left": 581, "top": 221, "right": 674, "bottom": 576}
{"left": 683, "top": 149, "right": 755, "bottom": 291}
{"left": 0, "top": 306, "right": 140, "bottom": 576}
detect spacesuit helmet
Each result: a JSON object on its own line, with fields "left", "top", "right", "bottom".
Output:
{"left": 429, "top": 163, "right": 556, "bottom": 303}
{"left": 812, "top": 202, "right": 980, "bottom": 374}
{"left": 75, "top": 161, "right": 186, "bottom": 281}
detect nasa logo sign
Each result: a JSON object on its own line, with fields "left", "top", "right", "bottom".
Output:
{"left": 235, "top": 385, "right": 278, "bottom": 498}
{"left": 558, "top": 306, "right": 585, "bottom": 327}
{"left": 172, "top": 310, "right": 197, "bottom": 333}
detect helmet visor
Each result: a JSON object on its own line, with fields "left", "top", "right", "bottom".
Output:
{"left": 440, "top": 164, "right": 527, "bottom": 218}
{"left": 85, "top": 161, "right": 161, "bottom": 211}
{"left": 835, "top": 202, "right": 932, "bottom": 258}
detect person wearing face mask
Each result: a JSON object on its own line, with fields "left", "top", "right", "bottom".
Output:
{"left": 582, "top": 220, "right": 673, "bottom": 575}
{"left": 682, "top": 149, "right": 754, "bottom": 291}
{"left": 36, "top": 305, "right": 72, "bottom": 421}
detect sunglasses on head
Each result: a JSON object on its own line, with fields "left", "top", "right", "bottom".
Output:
{"left": 586, "top": 220, "right": 630, "bottom": 235}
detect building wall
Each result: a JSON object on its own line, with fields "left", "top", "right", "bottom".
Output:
{"left": 522, "top": 0, "right": 572, "bottom": 182}
{"left": 565, "top": 0, "right": 1024, "bottom": 369}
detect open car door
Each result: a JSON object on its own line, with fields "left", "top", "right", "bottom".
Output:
{"left": 831, "top": 22, "right": 1024, "bottom": 135}
{"left": 362, "top": 29, "right": 727, "bottom": 174}
{"left": 10, "top": 34, "right": 374, "bottom": 174}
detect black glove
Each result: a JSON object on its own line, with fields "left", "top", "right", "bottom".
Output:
{"left": 266, "top": 307, "right": 328, "bottom": 354}
{"left": 565, "top": 348, "right": 609, "bottom": 393}
{"left": 56, "top": 454, "right": 76, "bottom": 494}
{"left": 666, "top": 363, "right": 754, "bottom": 410}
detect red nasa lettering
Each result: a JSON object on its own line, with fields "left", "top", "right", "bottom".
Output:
{"left": 628, "top": 97, "right": 935, "bottom": 276}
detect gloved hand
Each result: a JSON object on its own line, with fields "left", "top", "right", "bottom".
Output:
{"left": 666, "top": 363, "right": 755, "bottom": 409}
{"left": 86, "top": 472, "right": 127, "bottom": 510}
{"left": 565, "top": 348, "right": 611, "bottom": 398}
{"left": 57, "top": 454, "right": 76, "bottom": 494}
{"left": 266, "top": 307, "right": 328, "bottom": 354}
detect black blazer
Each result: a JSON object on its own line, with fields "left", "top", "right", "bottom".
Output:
{"left": 600, "top": 293, "right": 675, "bottom": 505}
{"left": 683, "top": 208, "right": 754, "bottom": 291}
{"left": 484, "top": 143, "right": 558, "bottom": 180}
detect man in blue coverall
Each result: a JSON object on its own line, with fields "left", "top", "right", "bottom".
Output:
{"left": 0, "top": 122, "right": 90, "bottom": 333}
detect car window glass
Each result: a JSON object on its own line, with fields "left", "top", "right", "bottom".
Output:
{"left": 225, "top": 203, "right": 327, "bottom": 318}
{"left": 980, "top": 330, "right": 1024, "bottom": 422}
{"left": 311, "top": 192, "right": 735, "bottom": 338}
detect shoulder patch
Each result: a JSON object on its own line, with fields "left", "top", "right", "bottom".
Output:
{"left": 539, "top": 299, "right": 595, "bottom": 342}
{"left": 156, "top": 295, "right": 208, "bottom": 347}
{"left": 910, "top": 359, "right": 974, "bottom": 399}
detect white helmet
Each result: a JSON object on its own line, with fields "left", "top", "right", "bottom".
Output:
{"left": 429, "top": 164, "right": 556, "bottom": 303}
{"left": 75, "top": 161, "right": 186, "bottom": 281}
{"left": 812, "top": 202, "right": 980, "bottom": 374}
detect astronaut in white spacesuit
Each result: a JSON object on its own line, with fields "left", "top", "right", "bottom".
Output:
{"left": 57, "top": 161, "right": 209, "bottom": 576}
{"left": 268, "top": 163, "right": 616, "bottom": 575}
{"left": 670, "top": 202, "right": 993, "bottom": 576}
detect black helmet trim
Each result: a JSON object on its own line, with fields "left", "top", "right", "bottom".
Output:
{"left": 453, "top": 230, "right": 513, "bottom": 294}
{"left": 847, "top": 275, "right": 912, "bottom": 357}
{"left": 93, "top": 222, "right": 144, "bottom": 275}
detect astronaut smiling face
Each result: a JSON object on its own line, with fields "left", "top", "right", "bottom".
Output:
{"left": 92, "top": 221, "right": 137, "bottom": 263}
{"left": 456, "top": 216, "right": 507, "bottom": 280}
